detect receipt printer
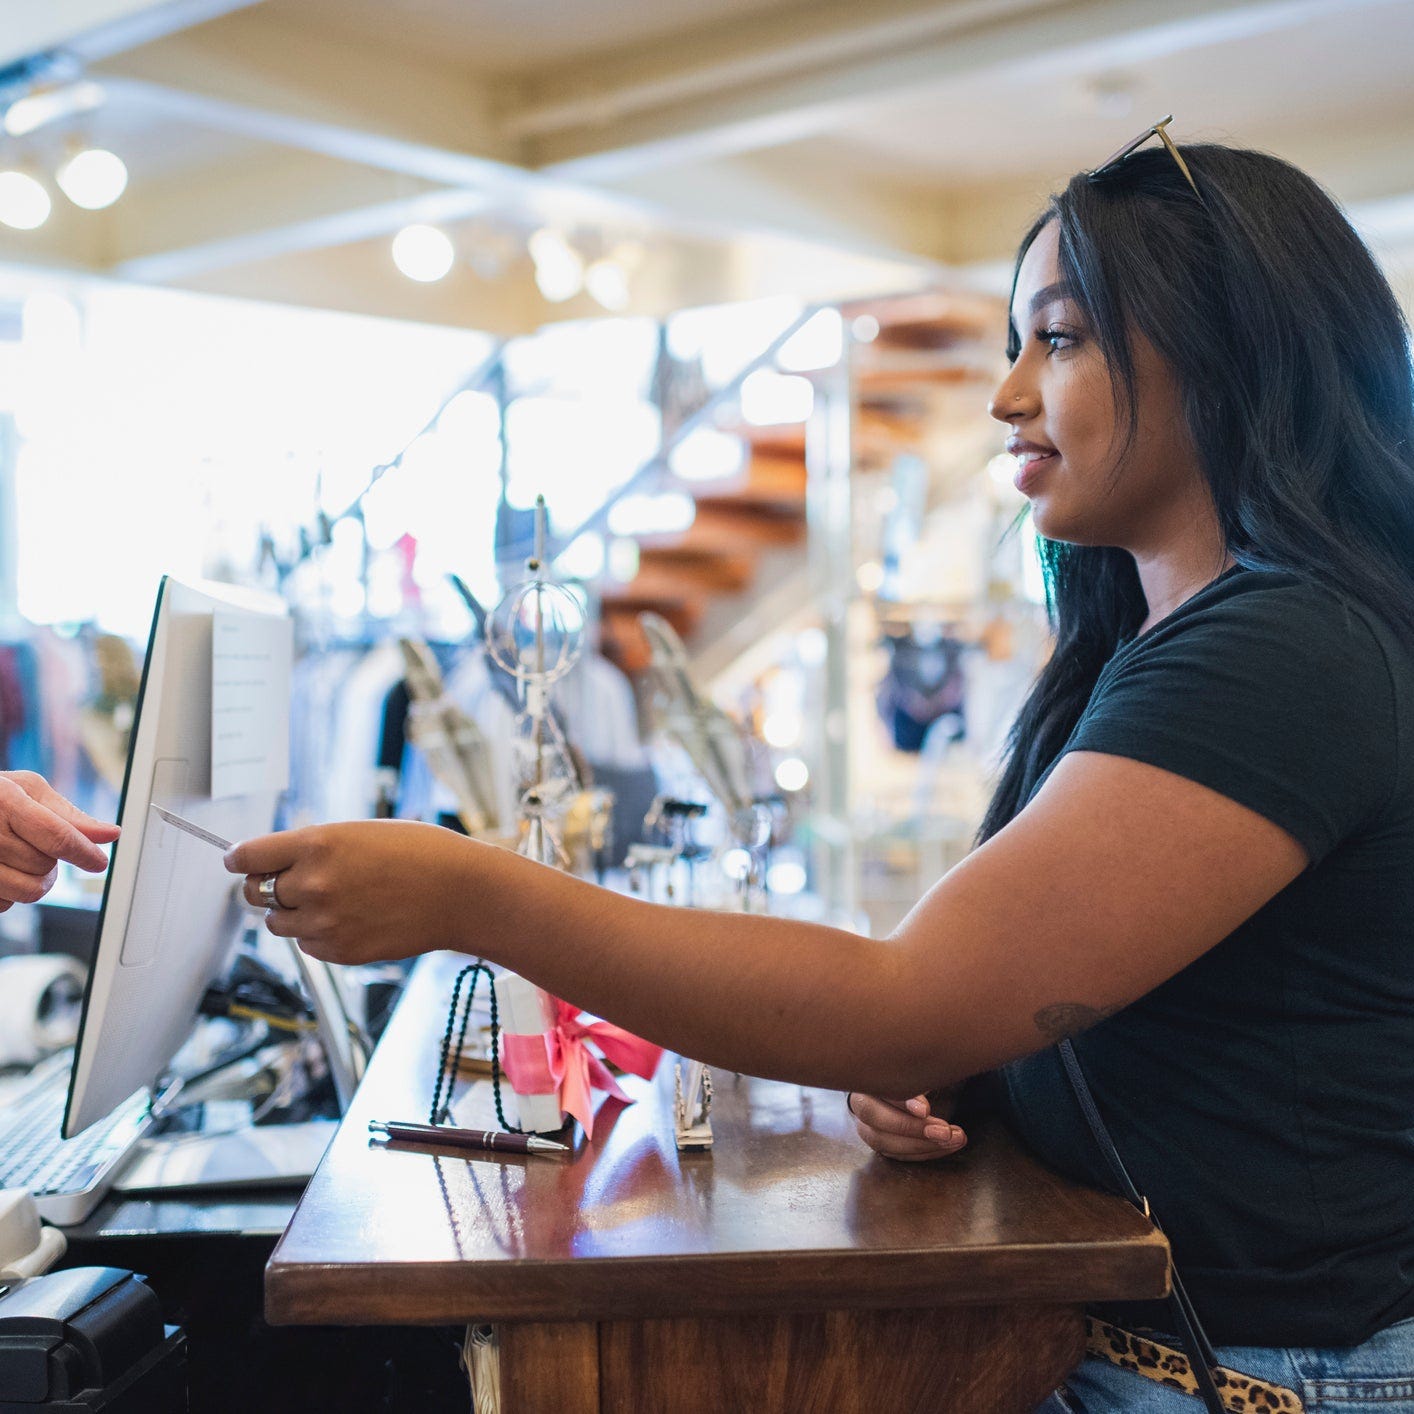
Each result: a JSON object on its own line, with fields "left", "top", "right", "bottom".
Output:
{"left": 0, "top": 1267, "right": 186, "bottom": 1411}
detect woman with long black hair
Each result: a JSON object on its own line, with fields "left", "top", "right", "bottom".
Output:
{"left": 228, "top": 126, "right": 1414, "bottom": 1408}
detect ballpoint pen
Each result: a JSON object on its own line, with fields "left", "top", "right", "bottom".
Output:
{"left": 368, "top": 1119, "right": 570, "bottom": 1155}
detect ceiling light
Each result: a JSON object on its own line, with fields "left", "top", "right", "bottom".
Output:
{"left": 392, "top": 224, "right": 454, "bottom": 282}
{"left": 529, "top": 228, "right": 583, "bottom": 303}
{"left": 0, "top": 172, "right": 51, "bottom": 230}
{"left": 762, "top": 711, "right": 802, "bottom": 748}
{"left": 774, "top": 757, "right": 810, "bottom": 793}
{"left": 4, "top": 81, "right": 105, "bottom": 138}
{"left": 56, "top": 148, "right": 127, "bottom": 210}
{"left": 584, "top": 258, "right": 629, "bottom": 312}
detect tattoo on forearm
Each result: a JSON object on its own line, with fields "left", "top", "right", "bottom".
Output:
{"left": 1033, "top": 1002, "right": 1120, "bottom": 1043}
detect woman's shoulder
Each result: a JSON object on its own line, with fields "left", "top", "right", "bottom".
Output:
{"left": 1194, "top": 564, "right": 1370, "bottom": 615}
{"left": 1084, "top": 567, "right": 1411, "bottom": 852}
{"left": 1149, "top": 567, "right": 1407, "bottom": 668}
{"left": 1102, "top": 567, "right": 1412, "bottom": 717}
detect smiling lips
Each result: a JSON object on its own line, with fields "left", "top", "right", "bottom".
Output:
{"left": 1006, "top": 437, "right": 1058, "bottom": 493}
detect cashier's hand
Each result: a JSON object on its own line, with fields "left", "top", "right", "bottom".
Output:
{"left": 0, "top": 771, "right": 120, "bottom": 911}
{"left": 225, "top": 820, "right": 471, "bottom": 965}
{"left": 848, "top": 1090, "right": 968, "bottom": 1162}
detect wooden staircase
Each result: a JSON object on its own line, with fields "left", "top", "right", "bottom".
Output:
{"left": 597, "top": 290, "right": 1004, "bottom": 679}
{"left": 600, "top": 424, "right": 809, "bottom": 673}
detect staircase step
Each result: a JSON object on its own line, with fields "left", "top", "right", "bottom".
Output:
{"left": 857, "top": 362, "right": 993, "bottom": 395}
{"left": 599, "top": 629, "right": 651, "bottom": 676}
{"left": 693, "top": 483, "right": 804, "bottom": 515}
{"left": 842, "top": 290, "right": 1002, "bottom": 349}
{"left": 635, "top": 547, "right": 755, "bottom": 594}
{"left": 602, "top": 563, "right": 719, "bottom": 605}
{"left": 637, "top": 501, "right": 805, "bottom": 552}
{"left": 855, "top": 403, "right": 927, "bottom": 458}
{"left": 599, "top": 598, "right": 701, "bottom": 675}
{"left": 728, "top": 423, "right": 806, "bottom": 459}
{"left": 685, "top": 451, "right": 805, "bottom": 512}
{"left": 600, "top": 580, "right": 703, "bottom": 620}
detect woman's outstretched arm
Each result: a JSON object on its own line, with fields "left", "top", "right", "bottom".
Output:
{"left": 225, "top": 750, "right": 1305, "bottom": 1095}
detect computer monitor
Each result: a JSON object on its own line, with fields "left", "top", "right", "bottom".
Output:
{"left": 63, "top": 575, "right": 292, "bottom": 1138}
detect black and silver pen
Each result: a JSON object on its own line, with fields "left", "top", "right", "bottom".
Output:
{"left": 368, "top": 1119, "right": 569, "bottom": 1155}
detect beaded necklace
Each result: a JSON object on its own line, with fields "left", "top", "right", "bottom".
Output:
{"left": 430, "top": 961, "right": 524, "bottom": 1134}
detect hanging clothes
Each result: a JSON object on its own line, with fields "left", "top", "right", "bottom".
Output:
{"left": 875, "top": 632, "right": 967, "bottom": 754}
{"left": 33, "top": 629, "right": 88, "bottom": 800}
{"left": 554, "top": 651, "right": 649, "bottom": 772}
{"left": 323, "top": 641, "right": 406, "bottom": 823}
{"left": 397, "top": 650, "right": 519, "bottom": 832}
{"left": 0, "top": 643, "right": 27, "bottom": 772}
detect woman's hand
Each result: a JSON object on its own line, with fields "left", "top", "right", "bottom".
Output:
{"left": 224, "top": 820, "right": 478, "bottom": 965}
{"left": 847, "top": 1089, "right": 968, "bottom": 1161}
{"left": 0, "top": 771, "right": 119, "bottom": 911}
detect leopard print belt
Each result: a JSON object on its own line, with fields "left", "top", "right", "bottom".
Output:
{"left": 1085, "top": 1317, "right": 1305, "bottom": 1412}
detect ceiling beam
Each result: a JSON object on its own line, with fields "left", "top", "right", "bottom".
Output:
{"left": 112, "top": 188, "right": 497, "bottom": 285}
{"left": 598, "top": 152, "right": 946, "bottom": 273}
{"left": 527, "top": 0, "right": 1396, "bottom": 179}
{"left": 107, "top": 149, "right": 484, "bottom": 283}
{"left": 502, "top": 0, "right": 1059, "bottom": 142}
{"left": 111, "top": 143, "right": 937, "bottom": 293}
{"left": 85, "top": 5, "right": 938, "bottom": 287}
{"left": 0, "top": 216, "right": 108, "bottom": 272}
{"left": 72, "top": 0, "right": 1411, "bottom": 318}
{"left": 95, "top": 11, "right": 519, "bottom": 173}
{"left": 101, "top": 73, "right": 527, "bottom": 191}
{"left": 84, "top": 13, "right": 684, "bottom": 278}
{"left": 166, "top": 234, "right": 555, "bottom": 335}
{"left": 0, "top": 0, "right": 267, "bottom": 69}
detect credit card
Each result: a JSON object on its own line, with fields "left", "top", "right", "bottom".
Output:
{"left": 149, "top": 804, "right": 234, "bottom": 852}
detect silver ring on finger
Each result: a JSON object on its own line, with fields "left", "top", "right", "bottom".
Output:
{"left": 258, "top": 873, "right": 284, "bottom": 911}
{"left": 845, "top": 1092, "right": 859, "bottom": 1118}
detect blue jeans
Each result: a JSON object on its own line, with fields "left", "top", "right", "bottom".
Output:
{"left": 1036, "top": 1315, "right": 1414, "bottom": 1412}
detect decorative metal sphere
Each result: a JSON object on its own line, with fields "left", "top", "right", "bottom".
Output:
{"left": 487, "top": 572, "right": 586, "bottom": 685}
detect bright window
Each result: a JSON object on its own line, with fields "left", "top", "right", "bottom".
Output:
{"left": 0, "top": 265, "right": 494, "bottom": 637}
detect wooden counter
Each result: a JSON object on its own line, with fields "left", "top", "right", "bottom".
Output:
{"left": 266, "top": 952, "right": 1168, "bottom": 1412}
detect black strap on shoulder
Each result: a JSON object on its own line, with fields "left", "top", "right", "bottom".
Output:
{"left": 1057, "top": 1039, "right": 1226, "bottom": 1414}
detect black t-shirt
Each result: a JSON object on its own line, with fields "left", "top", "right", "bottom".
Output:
{"left": 996, "top": 566, "right": 1414, "bottom": 1347}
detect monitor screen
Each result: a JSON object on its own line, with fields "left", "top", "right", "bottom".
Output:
{"left": 64, "top": 575, "right": 291, "bottom": 1137}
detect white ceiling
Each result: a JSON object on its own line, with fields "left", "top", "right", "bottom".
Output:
{"left": 0, "top": 0, "right": 1409, "bottom": 331}
{"left": 825, "top": 1, "right": 1414, "bottom": 184}
{"left": 274, "top": 0, "right": 803, "bottom": 73}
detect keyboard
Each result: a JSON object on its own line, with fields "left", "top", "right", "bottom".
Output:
{"left": 0, "top": 1054, "right": 153, "bottom": 1225}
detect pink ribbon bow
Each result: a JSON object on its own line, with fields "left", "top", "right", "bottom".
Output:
{"left": 501, "top": 998, "right": 663, "bottom": 1139}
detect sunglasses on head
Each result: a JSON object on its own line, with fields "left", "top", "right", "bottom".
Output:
{"left": 1087, "top": 114, "right": 1201, "bottom": 200}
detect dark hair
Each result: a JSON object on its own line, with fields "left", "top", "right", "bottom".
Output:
{"left": 977, "top": 143, "right": 1414, "bottom": 843}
